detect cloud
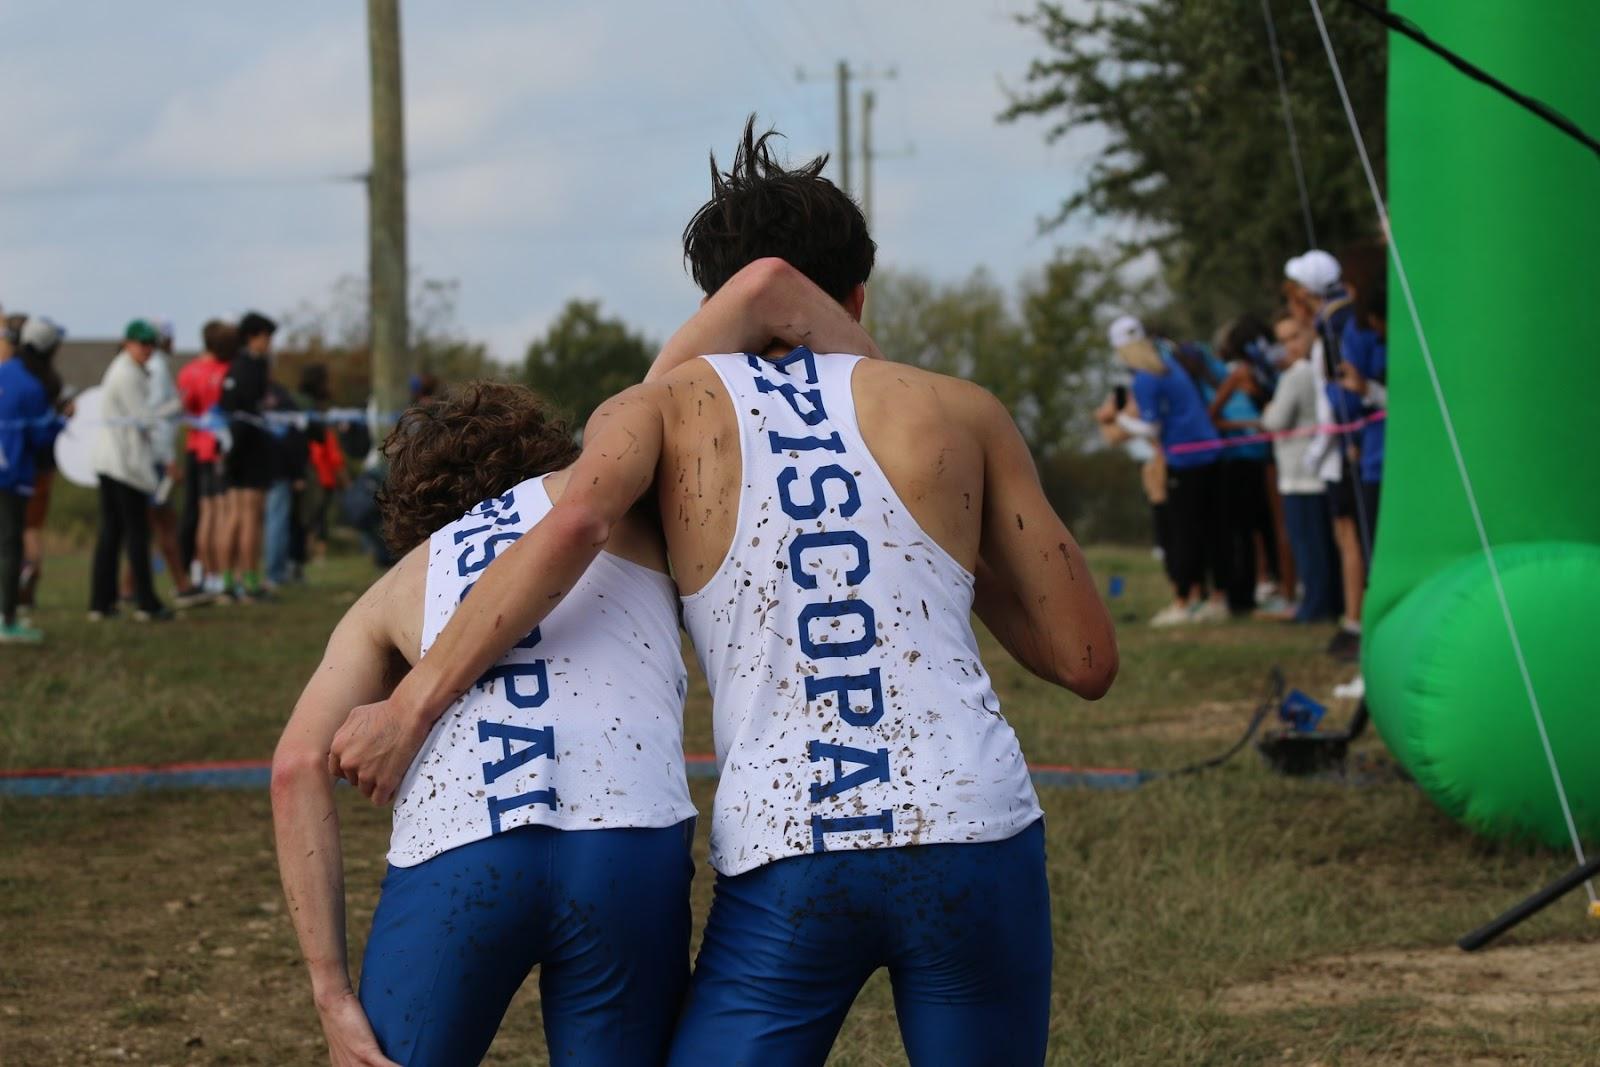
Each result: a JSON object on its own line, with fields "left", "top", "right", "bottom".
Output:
{"left": 2, "top": 0, "right": 1100, "bottom": 361}
{"left": 128, "top": 32, "right": 367, "bottom": 178}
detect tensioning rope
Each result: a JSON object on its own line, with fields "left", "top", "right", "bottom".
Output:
{"left": 1305, "top": 0, "right": 1594, "bottom": 904}
{"left": 1341, "top": 0, "right": 1600, "bottom": 161}
{"left": 1260, "top": 0, "right": 1318, "bottom": 248}
{"left": 1260, "top": 0, "right": 1373, "bottom": 565}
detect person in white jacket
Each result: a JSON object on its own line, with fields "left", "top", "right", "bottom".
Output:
{"left": 89, "top": 320, "right": 170, "bottom": 621}
{"left": 122, "top": 319, "right": 207, "bottom": 606}
{"left": 1259, "top": 311, "right": 1340, "bottom": 622}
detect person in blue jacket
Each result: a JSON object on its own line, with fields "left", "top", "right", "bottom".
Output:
{"left": 1189, "top": 340, "right": 1279, "bottom": 615}
{"left": 1099, "top": 315, "right": 1226, "bottom": 626}
{"left": 1334, "top": 283, "right": 1386, "bottom": 557}
{"left": 0, "top": 317, "right": 69, "bottom": 643}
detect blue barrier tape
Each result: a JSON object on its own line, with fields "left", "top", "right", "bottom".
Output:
{"left": 0, "top": 758, "right": 1147, "bottom": 797}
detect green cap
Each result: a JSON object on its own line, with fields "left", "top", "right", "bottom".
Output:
{"left": 124, "top": 319, "right": 160, "bottom": 344}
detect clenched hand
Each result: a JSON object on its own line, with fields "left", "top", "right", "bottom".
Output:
{"left": 316, "top": 988, "right": 400, "bottom": 1067}
{"left": 328, "top": 699, "right": 430, "bottom": 805}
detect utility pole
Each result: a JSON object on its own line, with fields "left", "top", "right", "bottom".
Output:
{"left": 836, "top": 60, "right": 851, "bottom": 198}
{"left": 861, "top": 88, "right": 875, "bottom": 228}
{"left": 367, "top": 0, "right": 409, "bottom": 428}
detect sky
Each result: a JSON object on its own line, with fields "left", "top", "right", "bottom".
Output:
{"left": 0, "top": 0, "right": 1099, "bottom": 362}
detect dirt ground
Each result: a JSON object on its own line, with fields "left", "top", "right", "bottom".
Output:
{"left": 1219, "top": 940, "right": 1600, "bottom": 1024}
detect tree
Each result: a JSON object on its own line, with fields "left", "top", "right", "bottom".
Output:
{"left": 871, "top": 250, "right": 1128, "bottom": 459}
{"left": 868, "top": 253, "right": 1156, "bottom": 539}
{"left": 277, "top": 275, "right": 501, "bottom": 407}
{"left": 521, "top": 301, "right": 655, "bottom": 428}
{"left": 1002, "top": 0, "right": 1387, "bottom": 329}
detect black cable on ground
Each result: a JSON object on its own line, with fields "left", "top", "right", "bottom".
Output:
{"left": 1143, "top": 668, "right": 1286, "bottom": 781}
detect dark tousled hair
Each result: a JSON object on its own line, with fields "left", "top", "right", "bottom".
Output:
{"left": 682, "top": 116, "right": 875, "bottom": 303}
{"left": 239, "top": 311, "right": 277, "bottom": 341}
{"left": 377, "top": 381, "right": 580, "bottom": 555}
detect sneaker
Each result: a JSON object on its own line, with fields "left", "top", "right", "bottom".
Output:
{"left": 1190, "top": 599, "right": 1230, "bottom": 623}
{"left": 0, "top": 620, "right": 45, "bottom": 644}
{"left": 1333, "top": 674, "right": 1366, "bottom": 700}
{"left": 87, "top": 608, "right": 120, "bottom": 622}
{"left": 1327, "top": 626, "right": 1362, "bottom": 662}
{"left": 1254, "top": 594, "right": 1295, "bottom": 619}
{"left": 132, "top": 605, "right": 175, "bottom": 623}
{"left": 173, "top": 588, "right": 214, "bottom": 609}
{"left": 1150, "top": 603, "right": 1192, "bottom": 627}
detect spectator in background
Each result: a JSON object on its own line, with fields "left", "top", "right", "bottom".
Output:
{"left": 1260, "top": 311, "right": 1341, "bottom": 622}
{"left": 1176, "top": 339, "right": 1277, "bottom": 616}
{"left": 11, "top": 317, "right": 71, "bottom": 622}
{"left": 89, "top": 320, "right": 169, "bottom": 622}
{"left": 1097, "top": 315, "right": 1225, "bottom": 626}
{"left": 1286, "top": 250, "right": 1366, "bottom": 661}
{"left": 297, "top": 364, "right": 347, "bottom": 567}
{"left": 126, "top": 319, "right": 207, "bottom": 608}
{"left": 1335, "top": 282, "right": 1387, "bottom": 553}
{"left": 1097, "top": 386, "right": 1179, "bottom": 602}
{"left": 262, "top": 379, "right": 307, "bottom": 590}
{"left": 220, "top": 311, "right": 276, "bottom": 601}
{"left": 410, "top": 372, "right": 441, "bottom": 405}
{"left": 0, "top": 317, "right": 69, "bottom": 643}
{"left": 177, "top": 320, "right": 236, "bottom": 597}
{"left": 1209, "top": 318, "right": 1292, "bottom": 615}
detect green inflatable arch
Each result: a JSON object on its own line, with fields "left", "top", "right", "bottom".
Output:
{"left": 1365, "top": 0, "right": 1600, "bottom": 847}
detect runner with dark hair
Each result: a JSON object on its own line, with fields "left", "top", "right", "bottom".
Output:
{"left": 330, "top": 119, "right": 1118, "bottom": 1066}
{"left": 274, "top": 264, "right": 875, "bottom": 1066}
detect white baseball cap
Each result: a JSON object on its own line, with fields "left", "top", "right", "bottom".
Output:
{"left": 20, "top": 315, "right": 64, "bottom": 353}
{"left": 1284, "top": 250, "right": 1342, "bottom": 296}
{"left": 1108, "top": 314, "right": 1163, "bottom": 373}
{"left": 1108, "top": 314, "right": 1145, "bottom": 349}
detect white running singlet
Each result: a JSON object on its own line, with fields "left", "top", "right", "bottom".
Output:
{"left": 388, "top": 474, "right": 694, "bottom": 867}
{"left": 681, "top": 349, "right": 1043, "bottom": 877}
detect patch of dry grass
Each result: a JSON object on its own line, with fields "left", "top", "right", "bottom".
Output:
{"left": 3, "top": 546, "right": 1595, "bottom": 1065}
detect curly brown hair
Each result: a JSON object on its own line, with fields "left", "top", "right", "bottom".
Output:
{"left": 378, "top": 381, "right": 580, "bottom": 555}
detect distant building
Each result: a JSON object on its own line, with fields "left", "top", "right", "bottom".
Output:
{"left": 53, "top": 340, "right": 200, "bottom": 393}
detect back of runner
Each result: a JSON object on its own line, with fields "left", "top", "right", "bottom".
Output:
{"left": 281, "top": 270, "right": 873, "bottom": 1067}
{"left": 332, "top": 121, "right": 1119, "bottom": 1066}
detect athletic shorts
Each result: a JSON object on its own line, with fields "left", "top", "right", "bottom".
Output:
{"left": 196, "top": 460, "right": 227, "bottom": 498}
{"left": 224, "top": 427, "right": 272, "bottom": 491}
{"left": 360, "top": 820, "right": 694, "bottom": 1067}
{"left": 667, "top": 818, "right": 1051, "bottom": 1067}
{"left": 1326, "top": 471, "right": 1361, "bottom": 520}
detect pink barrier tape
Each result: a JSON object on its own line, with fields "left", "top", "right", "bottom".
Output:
{"left": 1166, "top": 409, "right": 1385, "bottom": 457}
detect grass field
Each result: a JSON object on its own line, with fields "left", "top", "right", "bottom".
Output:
{"left": 3, "top": 533, "right": 1597, "bottom": 1065}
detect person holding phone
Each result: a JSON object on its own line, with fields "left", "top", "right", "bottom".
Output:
{"left": 1285, "top": 251, "right": 1366, "bottom": 660}
{"left": 1097, "top": 316, "right": 1222, "bottom": 626}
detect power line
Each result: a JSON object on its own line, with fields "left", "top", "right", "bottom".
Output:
{"left": 0, "top": 171, "right": 361, "bottom": 199}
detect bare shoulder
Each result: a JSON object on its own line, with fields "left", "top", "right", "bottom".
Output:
{"left": 851, "top": 359, "right": 1006, "bottom": 431}
{"left": 355, "top": 542, "right": 427, "bottom": 665}
{"left": 650, "top": 355, "right": 730, "bottom": 417}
